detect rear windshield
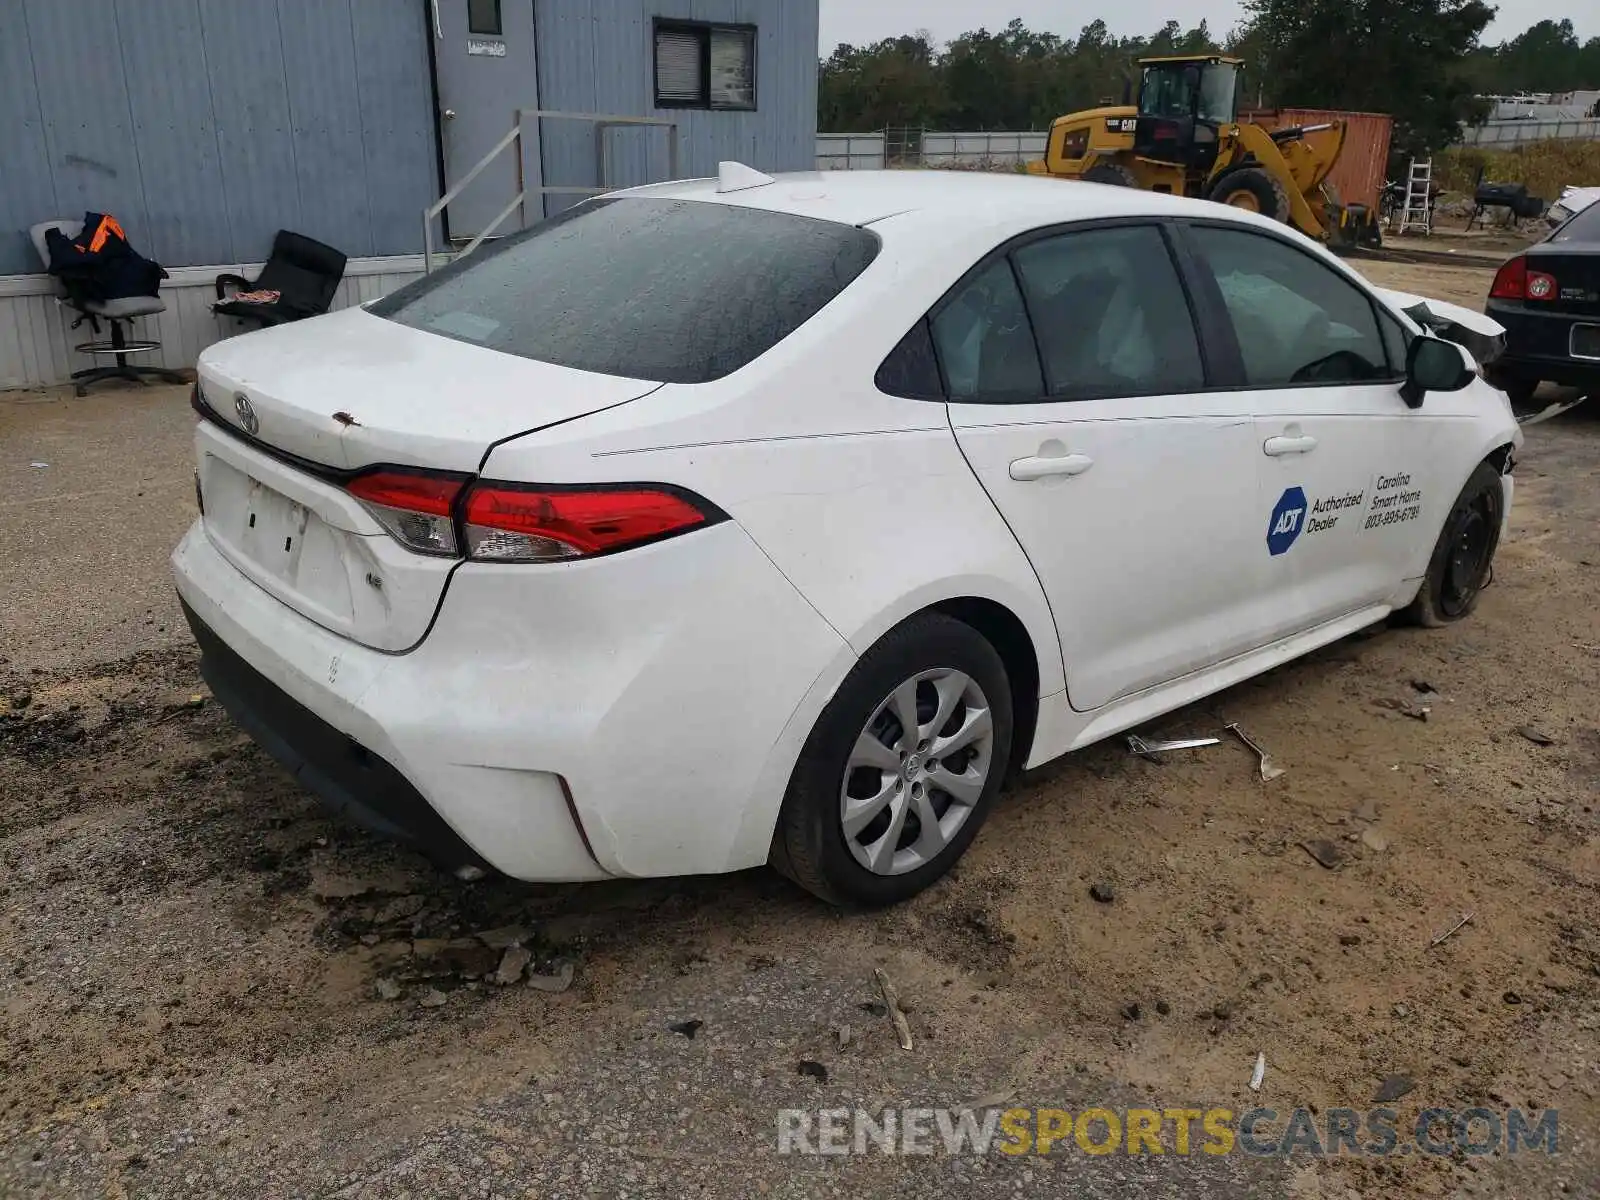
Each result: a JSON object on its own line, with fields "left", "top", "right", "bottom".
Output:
{"left": 371, "top": 198, "right": 880, "bottom": 384}
{"left": 1552, "top": 200, "right": 1600, "bottom": 242}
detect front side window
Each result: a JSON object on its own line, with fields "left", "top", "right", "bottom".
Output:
{"left": 1187, "top": 226, "right": 1392, "bottom": 386}
{"left": 930, "top": 260, "right": 1043, "bottom": 401}
{"left": 655, "top": 21, "right": 757, "bottom": 111}
{"left": 1197, "top": 64, "right": 1239, "bottom": 124}
{"left": 371, "top": 199, "right": 877, "bottom": 383}
{"left": 1012, "top": 225, "right": 1205, "bottom": 399}
{"left": 1139, "top": 66, "right": 1197, "bottom": 120}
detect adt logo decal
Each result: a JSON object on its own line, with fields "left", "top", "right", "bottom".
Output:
{"left": 1267, "top": 486, "right": 1308, "bottom": 556}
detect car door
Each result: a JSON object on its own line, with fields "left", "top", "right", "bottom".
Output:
{"left": 1178, "top": 222, "right": 1445, "bottom": 642}
{"left": 941, "top": 221, "right": 1267, "bottom": 713}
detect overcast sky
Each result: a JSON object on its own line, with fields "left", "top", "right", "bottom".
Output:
{"left": 818, "top": 2, "right": 1595, "bottom": 54}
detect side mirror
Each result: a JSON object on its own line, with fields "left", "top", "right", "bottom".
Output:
{"left": 1401, "top": 335, "right": 1474, "bottom": 408}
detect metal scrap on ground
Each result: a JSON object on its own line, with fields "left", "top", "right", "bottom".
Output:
{"left": 1227, "top": 723, "right": 1287, "bottom": 781}
{"left": 1126, "top": 733, "right": 1223, "bottom": 761}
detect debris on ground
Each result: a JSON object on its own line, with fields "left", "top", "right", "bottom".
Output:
{"left": 418, "top": 988, "right": 448, "bottom": 1009}
{"left": 836, "top": 1024, "right": 852, "bottom": 1049}
{"left": 1429, "top": 911, "right": 1475, "bottom": 948}
{"left": 1504, "top": 990, "right": 1524, "bottom": 1005}
{"left": 873, "top": 968, "right": 914, "bottom": 1051}
{"left": 796, "top": 1060, "right": 829, "bottom": 1082}
{"left": 1126, "top": 733, "right": 1221, "bottom": 761}
{"left": 1249, "top": 1052, "right": 1266, "bottom": 1092}
{"left": 1361, "top": 827, "right": 1392, "bottom": 853}
{"left": 374, "top": 978, "right": 402, "bottom": 1002}
{"left": 1226, "top": 723, "right": 1286, "bottom": 781}
{"left": 1517, "top": 724, "right": 1558, "bottom": 746}
{"left": 1374, "top": 1074, "right": 1416, "bottom": 1102}
{"left": 1375, "top": 697, "right": 1431, "bottom": 722}
{"left": 1300, "top": 839, "right": 1346, "bottom": 870}
{"left": 960, "top": 1088, "right": 1016, "bottom": 1112}
{"left": 1089, "top": 881, "right": 1115, "bottom": 904}
{"left": 493, "top": 946, "right": 532, "bottom": 986}
{"left": 668, "top": 1019, "right": 703, "bottom": 1039}
{"left": 475, "top": 925, "right": 531, "bottom": 950}
{"left": 526, "top": 960, "right": 576, "bottom": 994}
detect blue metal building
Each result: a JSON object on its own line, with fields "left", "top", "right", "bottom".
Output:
{"left": 0, "top": 0, "right": 820, "bottom": 387}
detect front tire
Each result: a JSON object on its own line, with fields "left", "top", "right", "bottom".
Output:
{"left": 1208, "top": 167, "right": 1292, "bottom": 224}
{"left": 1400, "top": 462, "right": 1505, "bottom": 627}
{"left": 772, "top": 613, "right": 1014, "bottom": 907}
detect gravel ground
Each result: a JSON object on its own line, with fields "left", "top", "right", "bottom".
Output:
{"left": 2, "top": 260, "right": 1597, "bottom": 1198}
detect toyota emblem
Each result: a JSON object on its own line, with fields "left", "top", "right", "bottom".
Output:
{"left": 234, "top": 394, "right": 259, "bottom": 436}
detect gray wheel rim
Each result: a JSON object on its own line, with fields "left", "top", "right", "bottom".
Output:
{"left": 839, "top": 668, "right": 994, "bottom": 877}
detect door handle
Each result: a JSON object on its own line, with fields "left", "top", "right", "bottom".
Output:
{"left": 1009, "top": 453, "right": 1094, "bottom": 481}
{"left": 1263, "top": 434, "right": 1318, "bottom": 456}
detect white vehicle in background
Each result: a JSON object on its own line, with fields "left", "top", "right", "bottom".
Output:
{"left": 173, "top": 166, "right": 1521, "bottom": 907}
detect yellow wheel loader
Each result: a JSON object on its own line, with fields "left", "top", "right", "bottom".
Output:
{"left": 1027, "top": 56, "right": 1380, "bottom": 247}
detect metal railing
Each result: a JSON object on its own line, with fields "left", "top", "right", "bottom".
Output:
{"left": 423, "top": 109, "right": 682, "bottom": 273}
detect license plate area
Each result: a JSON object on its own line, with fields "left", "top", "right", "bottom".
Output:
{"left": 200, "top": 454, "right": 358, "bottom": 625}
{"left": 1572, "top": 323, "right": 1600, "bottom": 361}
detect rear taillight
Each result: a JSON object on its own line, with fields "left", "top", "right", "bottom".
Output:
{"left": 1489, "top": 256, "right": 1526, "bottom": 299}
{"left": 347, "top": 470, "right": 466, "bottom": 557}
{"left": 463, "top": 484, "right": 716, "bottom": 562}
{"left": 349, "top": 470, "right": 720, "bottom": 562}
{"left": 1490, "top": 255, "right": 1557, "bottom": 301}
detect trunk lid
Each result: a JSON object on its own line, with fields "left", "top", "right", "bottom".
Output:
{"left": 1526, "top": 242, "right": 1600, "bottom": 317}
{"left": 196, "top": 306, "right": 661, "bottom": 473}
{"left": 194, "top": 307, "right": 661, "bottom": 652}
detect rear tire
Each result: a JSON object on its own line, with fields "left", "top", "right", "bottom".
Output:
{"left": 1399, "top": 462, "right": 1504, "bottom": 628}
{"left": 1208, "top": 167, "right": 1292, "bottom": 224}
{"left": 772, "top": 613, "right": 1013, "bottom": 907}
{"left": 1084, "top": 162, "right": 1140, "bottom": 188}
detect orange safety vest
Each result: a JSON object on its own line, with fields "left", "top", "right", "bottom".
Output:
{"left": 79, "top": 214, "right": 128, "bottom": 254}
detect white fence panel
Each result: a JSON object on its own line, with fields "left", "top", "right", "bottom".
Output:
{"left": 1460, "top": 119, "right": 1600, "bottom": 146}
{"left": 815, "top": 133, "right": 886, "bottom": 170}
{"left": 920, "top": 131, "right": 1047, "bottom": 167}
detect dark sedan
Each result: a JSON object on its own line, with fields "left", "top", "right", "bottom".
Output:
{"left": 1485, "top": 199, "right": 1600, "bottom": 407}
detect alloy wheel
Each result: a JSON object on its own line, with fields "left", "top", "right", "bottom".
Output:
{"left": 839, "top": 668, "right": 995, "bottom": 877}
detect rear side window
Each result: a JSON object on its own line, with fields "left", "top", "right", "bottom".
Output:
{"left": 372, "top": 199, "right": 879, "bottom": 384}
{"left": 1187, "top": 225, "right": 1390, "bottom": 386}
{"left": 1012, "top": 225, "right": 1204, "bottom": 399}
{"left": 929, "top": 259, "right": 1043, "bottom": 401}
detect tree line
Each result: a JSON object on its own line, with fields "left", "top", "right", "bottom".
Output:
{"left": 819, "top": 5, "right": 1600, "bottom": 157}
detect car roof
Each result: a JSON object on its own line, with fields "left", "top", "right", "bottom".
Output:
{"left": 610, "top": 168, "right": 1251, "bottom": 235}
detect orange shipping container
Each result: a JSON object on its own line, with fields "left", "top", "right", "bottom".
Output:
{"left": 1237, "top": 108, "right": 1394, "bottom": 212}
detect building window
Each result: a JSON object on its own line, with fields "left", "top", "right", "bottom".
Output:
{"left": 654, "top": 20, "right": 757, "bottom": 111}
{"left": 467, "top": 0, "right": 501, "bottom": 36}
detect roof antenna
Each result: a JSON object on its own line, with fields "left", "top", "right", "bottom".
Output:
{"left": 717, "top": 161, "right": 776, "bottom": 193}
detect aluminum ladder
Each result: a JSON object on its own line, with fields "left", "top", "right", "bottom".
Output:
{"left": 1398, "top": 158, "right": 1433, "bottom": 235}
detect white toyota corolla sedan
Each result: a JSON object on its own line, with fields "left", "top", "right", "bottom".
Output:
{"left": 173, "top": 166, "right": 1521, "bottom": 906}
